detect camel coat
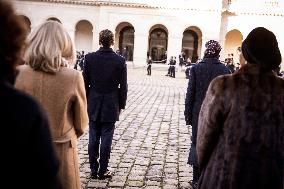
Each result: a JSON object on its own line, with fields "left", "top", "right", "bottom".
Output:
{"left": 197, "top": 64, "right": 284, "bottom": 189}
{"left": 15, "top": 65, "right": 88, "bottom": 189}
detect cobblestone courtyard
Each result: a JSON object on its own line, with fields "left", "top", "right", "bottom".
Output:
{"left": 78, "top": 67, "right": 193, "bottom": 189}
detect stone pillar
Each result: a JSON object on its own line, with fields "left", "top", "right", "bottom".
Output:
{"left": 200, "top": 36, "right": 207, "bottom": 60}
{"left": 167, "top": 33, "right": 183, "bottom": 64}
{"left": 92, "top": 29, "right": 100, "bottom": 51}
{"left": 219, "top": 16, "right": 228, "bottom": 61}
{"left": 65, "top": 24, "right": 75, "bottom": 44}
{"left": 133, "top": 31, "right": 148, "bottom": 68}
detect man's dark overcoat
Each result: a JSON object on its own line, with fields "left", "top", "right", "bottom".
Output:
{"left": 83, "top": 47, "right": 127, "bottom": 122}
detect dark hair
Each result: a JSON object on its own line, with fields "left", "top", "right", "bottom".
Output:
{"left": 99, "top": 29, "right": 114, "bottom": 48}
{"left": 0, "top": 0, "right": 27, "bottom": 83}
{"left": 204, "top": 40, "right": 222, "bottom": 58}
{"left": 241, "top": 27, "right": 281, "bottom": 71}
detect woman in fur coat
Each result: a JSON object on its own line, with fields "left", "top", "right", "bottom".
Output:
{"left": 197, "top": 27, "right": 283, "bottom": 189}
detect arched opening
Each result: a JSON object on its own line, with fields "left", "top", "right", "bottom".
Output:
{"left": 148, "top": 24, "right": 168, "bottom": 63}
{"left": 47, "top": 17, "right": 61, "bottom": 23}
{"left": 182, "top": 26, "right": 202, "bottom": 63}
{"left": 19, "top": 15, "right": 31, "bottom": 34}
{"left": 225, "top": 29, "right": 243, "bottom": 64}
{"left": 115, "top": 22, "right": 135, "bottom": 61}
{"left": 75, "top": 20, "right": 93, "bottom": 53}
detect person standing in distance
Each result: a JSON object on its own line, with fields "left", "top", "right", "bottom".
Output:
{"left": 83, "top": 29, "right": 128, "bottom": 180}
{"left": 147, "top": 56, "right": 152, "bottom": 75}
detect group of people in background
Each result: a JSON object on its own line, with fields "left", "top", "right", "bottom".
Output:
{"left": 75, "top": 47, "right": 130, "bottom": 72}
{"left": 165, "top": 56, "right": 177, "bottom": 78}
{"left": 116, "top": 47, "right": 129, "bottom": 61}
{"left": 74, "top": 51, "right": 86, "bottom": 71}
{"left": 1, "top": 1, "right": 284, "bottom": 189}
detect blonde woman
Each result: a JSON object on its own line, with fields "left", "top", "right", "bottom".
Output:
{"left": 15, "top": 21, "right": 88, "bottom": 189}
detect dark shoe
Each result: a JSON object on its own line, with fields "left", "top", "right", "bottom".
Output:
{"left": 90, "top": 172, "right": 97, "bottom": 179}
{"left": 189, "top": 180, "right": 198, "bottom": 189}
{"left": 98, "top": 170, "right": 113, "bottom": 180}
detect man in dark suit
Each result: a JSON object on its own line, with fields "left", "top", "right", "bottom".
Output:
{"left": 83, "top": 29, "right": 127, "bottom": 180}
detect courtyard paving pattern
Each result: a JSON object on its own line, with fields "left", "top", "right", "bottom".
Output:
{"left": 78, "top": 67, "right": 193, "bottom": 189}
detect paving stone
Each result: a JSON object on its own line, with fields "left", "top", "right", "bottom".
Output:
{"left": 86, "top": 181, "right": 108, "bottom": 188}
{"left": 108, "top": 181, "right": 125, "bottom": 187}
{"left": 127, "top": 180, "right": 144, "bottom": 187}
{"left": 164, "top": 178, "right": 179, "bottom": 185}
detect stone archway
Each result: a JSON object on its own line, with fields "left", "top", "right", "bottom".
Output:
{"left": 19, "top": 15, "right": 31, "bottom": 34}
{"left": 225, "top": 29, "right": 243, "bottom": 63}
{"left": 115, "top": 22, "right": 135, "bottom": 61}
{"left": 182, "top": 26, "right": 202, "bottom": 63}
{"left": 75, "top": 20, "right": 93, "bottom": 53}
{"left": 148, "top": 24, "right": 168, "bottom": 63}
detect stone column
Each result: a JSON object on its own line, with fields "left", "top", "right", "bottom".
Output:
{"left": 167, "top": 33, "right": 183, "bottom": 64}
{"left": 92, "top": 29, "right": 100, "bottom": 51}
{"left": 200, "top": 36, "right": 207, "bottom": 60}
{"left": 219, "top": 16, "right": 227, "bottom": 60}
{"left": 65, "top": 24, "right": 75, "bottom": 44}
{"left": 133, "top": 31, "right": 148, "bottom": 68}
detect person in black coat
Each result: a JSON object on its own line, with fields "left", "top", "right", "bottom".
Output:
{"left": 0, "top": 1, "right": 61, "bottom": 188}
{"left": 184, "top": 40, "right": 230, "bottom": 188}
{"left": 147, "top": 56, "right": 152, "bottom": 75}
{"left": 170, "top": 56, "right": 177, "bottom": 78}
{"left": 166, "top": 56, "right": 174, "bottom": 76}
{"left": 83, "top": 29, "right": 127, "bottom": 180}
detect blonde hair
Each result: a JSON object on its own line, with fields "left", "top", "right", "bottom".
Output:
{"left": 25, "top": 21, "right": 75, "bottom": 73}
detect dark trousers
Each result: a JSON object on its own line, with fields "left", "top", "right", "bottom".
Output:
{"left": 170, "top": 66, "right": 175, "bottom": 78}
{"left": 193, "top": 165, "right": 200, "bottom": 183}
{"left": 88, "top": 120, "right": 115, "bottom": 174}
{"left": 167, "top": 66, "right": 171, "bottom": 75}
{"left": 147, "top": 65, "right": 151, "bottom": 75}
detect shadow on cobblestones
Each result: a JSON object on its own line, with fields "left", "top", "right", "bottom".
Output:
{"left": 78, "top": 68, "right": 193, "bottom": 189}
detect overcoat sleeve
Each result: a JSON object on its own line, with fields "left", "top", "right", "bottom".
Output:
{"left": 82, "top": 54, "right": 90, "bottom": 97}
{"left": 119, "top": 61, "right": 128, "bottom": 110}
{"left": 73, "top": 72, "right": 88, "bottom": 138}
{"left": 184, "top": 67, "right": 196, "bottom": 125}
{"left": 197, "top": 77, "right": 226, "bottom": 171}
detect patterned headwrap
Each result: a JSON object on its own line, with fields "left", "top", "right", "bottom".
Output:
{"left": 204, "top": 40, "right": 222, "bottom": 58}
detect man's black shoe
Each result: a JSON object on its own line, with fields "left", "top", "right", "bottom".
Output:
{"left": 189, "top": 180, "right": 198, "bottom": 189}
{"left": 90, "top": 172, "right": 97, "bottom": 179}
{"left": 97, "top": 170, "right": 113, "bottom": 180}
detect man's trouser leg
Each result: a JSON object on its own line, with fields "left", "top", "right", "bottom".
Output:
{"left": 88, "top": 120, "right": 101, "bottom": 174}
{"left": 98, "top": 122, "right": 115, "bottom": 174}
{"left": 193, "top": 165, "right": 200, "bottom": 183}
